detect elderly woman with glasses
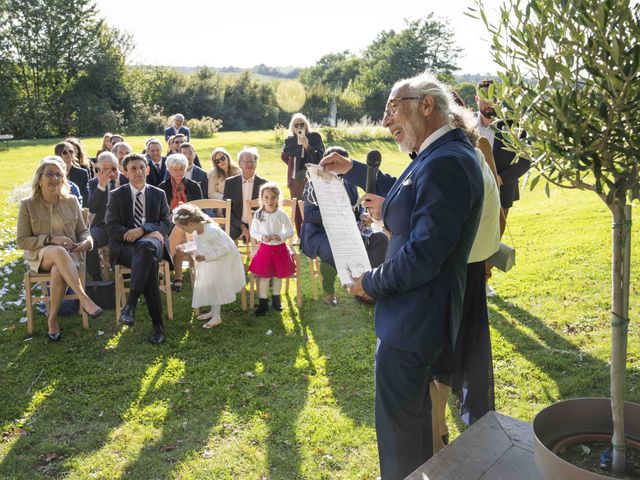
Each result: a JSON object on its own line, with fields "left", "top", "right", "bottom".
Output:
{"left": 281, "top": 113, "right": 324, "bottom": 234}
{"left": 54, "top": 141, "right": 90, "bottom": 206}
{"left": 158, "top": 153, "right": 203, "bottom": 291}
{"left": 16, "top": 157, "right": 104, "bottom": 342}
{"left": 207, "top": 147, "right": 240, "bottom": 201}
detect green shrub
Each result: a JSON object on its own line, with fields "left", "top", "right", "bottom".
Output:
{"left": 186, "top": 116, "right": 223, "bottom": 138}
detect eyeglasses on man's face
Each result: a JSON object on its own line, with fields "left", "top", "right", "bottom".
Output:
{"left": 96, "top": 167, "right": 118, "bottom": 173}
{"left": 383, "top": 96, "right": 422, "bottom": 117}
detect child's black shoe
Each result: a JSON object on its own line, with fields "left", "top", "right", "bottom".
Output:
{"left": 271, "top": 295, "right": 283, "bottom": 311}
{"left": 255, "top": 298, "right": 269, "bottom": 316}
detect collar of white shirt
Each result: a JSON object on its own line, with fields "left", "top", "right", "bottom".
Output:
{"left": 242, "top": 176, "right": 255, "bottom": 184}
{"left": 130, "top": 184, "right": 146, "bottom": 197}
{"left": 416, "top": 124, "right": 454, "bottom": 156}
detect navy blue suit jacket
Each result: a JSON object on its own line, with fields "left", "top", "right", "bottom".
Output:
{"left": 87, "top": 175, "right": 128, "bottom": 226}
{"left": 345, "top": 128, "right": 484, "bottom": 353}
{"left": 146, "top": 157, "right": 167, "bottom": 187}
{"left": 105, "top": 183, "right": 173, "bottom": 268}
{"left": 164, "top": 125, "right": 190, "bottom": 141}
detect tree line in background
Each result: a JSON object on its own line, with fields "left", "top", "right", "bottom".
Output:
{"left": 0, "top": 0, "right": 482, "bottom": 138}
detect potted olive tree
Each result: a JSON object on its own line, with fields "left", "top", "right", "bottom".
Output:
{"left": 471, "top": 0, "right": 639, "bottom": 477}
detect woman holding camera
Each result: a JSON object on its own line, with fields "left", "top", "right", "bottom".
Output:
{"left": 281, "top": 113, "right": 324, "bottom": 234}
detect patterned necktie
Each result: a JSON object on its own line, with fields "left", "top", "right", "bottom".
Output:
{"left": 133, "top": 191, "right": 144, "bottom": 227}
{"left": 108, "top": 180, "right": 115, "bottom": 192}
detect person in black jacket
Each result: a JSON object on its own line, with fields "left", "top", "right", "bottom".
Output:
{"left": 55, "top": 141, "right": 89, "bottom": 205}
{"left": 158, "top": 153, "right": 203, "bottom": 291}
{"left": 106, "top": 153, "right": 173, "bottom": 344}
{"left": 475, "top": 79, "right": 530, "bottom": 294}
{"left": 86, "top": 152, "right": 123, "bottom": 280}
{"left": 145, "top": 138, "right": 167, "bottom": 187}
{"left": 281, "top": 113, "right": 324, "bottom": 234}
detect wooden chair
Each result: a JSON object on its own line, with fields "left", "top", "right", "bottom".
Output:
{"left": 297, "top": 199, "right": 321, "bottom": 300}
{"left": 98, "top": 246, "right": 111, "bottom": 280}
{"left": 114, "top": 260, "right": 173, "bottom": 324}
{"left": 185, "top": 199, "right": 239, "bottom": 314}
{"left": 23, "top": 209, "right": 91, "bottom": 334}
{"left": 247, "top": 198, "right": 302, "bottom": 310}
{"left": 24, "top": 256, "right": 89, "bottom": 334}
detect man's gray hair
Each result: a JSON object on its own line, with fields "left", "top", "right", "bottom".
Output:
{"left": 392, "top": 72, "right": 453, "bottom": 123}
{"left": 174, "top": 113, "right": 185, "bottom": 121}
{"left": 111, "top": 142, "right": 131, "bottom": 156}
{"left": 97, "top": 151, "right": 118, "bottom": 166}
{"left": 167, "top": 153, "right": 188, "bottom": 170}
{"left": 238, "top": 147, "right": 259, "bottom": 163}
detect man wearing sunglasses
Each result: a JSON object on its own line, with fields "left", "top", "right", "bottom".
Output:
{"left": 321, "top": 72, "right": 484, "bottom": 480}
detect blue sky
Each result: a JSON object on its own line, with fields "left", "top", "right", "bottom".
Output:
{"left": 96, "top": 0, "right": 503, "bottom": 74}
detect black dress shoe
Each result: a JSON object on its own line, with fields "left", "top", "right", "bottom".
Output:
{"left": 271, "top": 295, "right": 283, "bottom": 311}
{"left": 149, "top": 325, "right": 165, "bottom": 345}
{"left": 48, "top": 332, "right": 62, "bottom": 342}
{"left": 119, "top": 305, "right": 135, "bottom": 326}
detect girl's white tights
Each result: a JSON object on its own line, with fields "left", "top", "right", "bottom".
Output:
{"left": 258, "top": 277, "right": 282, "bottom": 298}
{"left": 197, "top": 304, "right": 221, "bottom": 321}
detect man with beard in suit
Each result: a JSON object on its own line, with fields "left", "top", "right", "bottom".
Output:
{"left": 321, "top": 72, "right": 484, "bottom": 479}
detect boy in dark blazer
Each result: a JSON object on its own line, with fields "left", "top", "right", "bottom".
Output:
{"left": 106, "top": 153, "right": 173, "bottom": 344}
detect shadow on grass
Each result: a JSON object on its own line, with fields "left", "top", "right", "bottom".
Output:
{"left": 302, "top": 294, "right": 376, "bottom": 428}
{"left": 488, "top": 296, "right": 614, "bottom": 401}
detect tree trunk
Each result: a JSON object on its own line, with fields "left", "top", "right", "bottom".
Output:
{"left": 610, "top": 203, "right": 631, "bottom": 473}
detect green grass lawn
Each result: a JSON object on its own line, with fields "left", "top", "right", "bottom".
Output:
{"left": 0, "top": 132, "right": 638, "bottom": 479}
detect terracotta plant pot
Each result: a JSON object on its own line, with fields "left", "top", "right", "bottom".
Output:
{"left": 533, "top": 398, "right": 640, "bottom": 479}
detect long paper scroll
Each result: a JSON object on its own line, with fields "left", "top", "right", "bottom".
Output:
{"left": 306, "top": 165, "right": 371, "bottom": 286}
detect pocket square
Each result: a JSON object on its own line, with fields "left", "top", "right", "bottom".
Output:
{"left": 402, "top": 178, "right": 413, "bottom": 186}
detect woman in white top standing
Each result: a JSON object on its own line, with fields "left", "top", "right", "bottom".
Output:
{"left": 248, "top": 183, "right": 296, "bottom": 316}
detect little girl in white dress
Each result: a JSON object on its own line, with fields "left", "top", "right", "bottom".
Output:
{"left": 173, "top": 203, "right": 246, "bottom": 328}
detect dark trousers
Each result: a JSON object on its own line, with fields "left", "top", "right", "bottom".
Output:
{"left": 116, "top": 238, "right": 164, "bottom": 326}
{"left": 315, "top": 231, "right": 389, "bottom": 295}
{"left": 375, "top": 340, "right": 442, "bottom": 480}
{"left": 87, "top": 224, "right": 109, "bottom": 280}
{"left": 289, "top": 178, "right": 305, "bottom": 237}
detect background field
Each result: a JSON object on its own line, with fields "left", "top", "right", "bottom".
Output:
{"left": 0, "top": 132, "right": 638, "bottom": 479}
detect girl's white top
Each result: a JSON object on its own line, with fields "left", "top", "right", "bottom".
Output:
{"left": 250, "top": 209, "right": 294, "bottom": 245}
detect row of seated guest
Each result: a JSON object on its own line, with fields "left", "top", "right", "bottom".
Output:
{"left": 19, "top": 143, "right": 390, "bottom": 342}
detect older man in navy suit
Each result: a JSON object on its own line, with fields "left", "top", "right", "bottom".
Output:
{"left": 106, "top": 153, "right": 173, "bottom": 344}
{"left": 164, "top": 113, "right": 190, "bottom": 141}
{"left": 321, "top": 72, "right": 484, "bottom": 479}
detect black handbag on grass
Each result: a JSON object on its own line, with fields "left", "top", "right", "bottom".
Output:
{"left": 86, "top": 280, "right": 115, "bottom": 310}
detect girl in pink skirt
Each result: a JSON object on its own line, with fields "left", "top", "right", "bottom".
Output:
{"left": 248, "top": 183, "right": 296, "bottom": 315}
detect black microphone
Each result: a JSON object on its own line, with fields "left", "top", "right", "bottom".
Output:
{"left": 365, "top": 150, "right": 382, "bottom": 194}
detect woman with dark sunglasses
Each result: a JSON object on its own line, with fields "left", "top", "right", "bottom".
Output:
{"left": 54, "top": 141, "right": 89, "bottom": 206}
